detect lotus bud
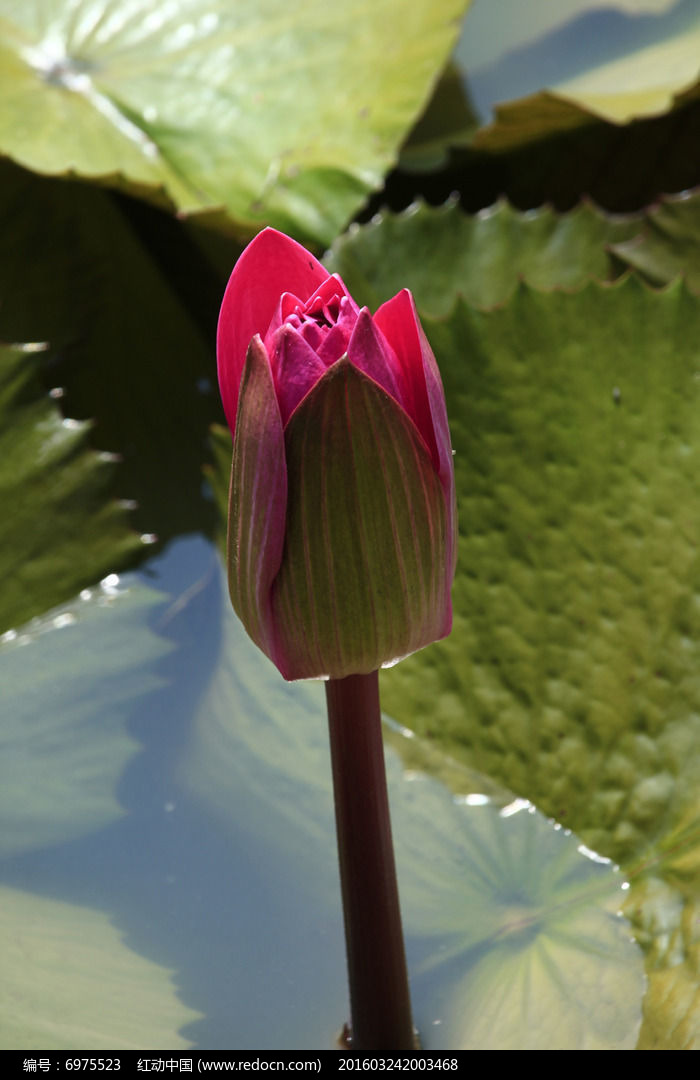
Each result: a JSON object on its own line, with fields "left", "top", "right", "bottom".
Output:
{"left": 217, "top": 228, "right": 456, "bottom": 680}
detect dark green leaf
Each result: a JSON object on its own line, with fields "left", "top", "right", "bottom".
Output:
{"left": 0, "top": 340, "right": 142, "bottom": 632}
{"left": 326, "top": 198, "right": 640, "bottom": 312}
{"left": 384, "top": 277, "right": 700, "bottom": 869}
{"left": 612, "top": 188, "right": 700, "bottom": 291}
{"left": 0, "top": 162, "right": 218, "bottom": 545}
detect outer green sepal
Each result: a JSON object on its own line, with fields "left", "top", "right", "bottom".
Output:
{"left": 227, "top": 336, "right": 287, "bottom": 666}
{"left": 270, "top": 357, "right": 452, "bottom": 679}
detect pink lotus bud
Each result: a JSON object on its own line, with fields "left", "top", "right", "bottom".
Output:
{"left": 217, "top": 228, "right": 456, "bottom": 680}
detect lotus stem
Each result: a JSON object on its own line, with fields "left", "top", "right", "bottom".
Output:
{"left": 325, "top": 671, "right": 415, "bottom": 1051}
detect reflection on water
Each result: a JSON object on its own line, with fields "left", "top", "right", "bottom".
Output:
{"left": 1, "top": 537, "right": 644, "bottom": 1049}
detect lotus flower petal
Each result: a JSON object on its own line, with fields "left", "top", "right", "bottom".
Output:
{"left": 217, "top": 229, "right": 328, "bottom": 430}
{"left": 271, "top": 324, "right": 328, "bottom": 425}
{"left": 347, "top": 309, "right": 404, "bottom": 410}
{"left": 373, "top": 291, "right": 441, "bottom": 475}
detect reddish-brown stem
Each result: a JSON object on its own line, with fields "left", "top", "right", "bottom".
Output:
{"left": 325, "top": 671, "right": 415, "bottom": 1051}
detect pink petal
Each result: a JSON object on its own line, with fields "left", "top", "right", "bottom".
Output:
{"left": 316, "top": 294, "right": 359, "bottom": 366}
{"left": 303, "top": 273, "right": 355, "bottom": 316}
{"left": 374, "top": 289, "right": 457, "bottom": 588}
{"left": 263, "top": 291, "right": 306, "bottom": 349}
{"left": 346, "top": 309, "right": 405, "bottom": 409}
{"left": 373, "top": 291, "right": 445, "bottom": 475}
{"left": 227, "top": 335, "right": 288, "bottom": 668}
{"left": 217, "top": 229, "right": 328, "bottom": 432}
{"left": 297, "top": 320, "right": 325, "bottom": 352}
{"left": 271, "top": 324, "right": 328, "bottom": 425}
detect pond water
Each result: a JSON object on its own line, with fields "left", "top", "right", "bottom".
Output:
{"left": 2, "top": 536, "right": 645, "bottom": 1050}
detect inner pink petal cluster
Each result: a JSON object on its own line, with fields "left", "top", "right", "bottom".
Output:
{"left": 263, "top": 276, "right": 366, "bottom": 423}
{"left": 216, "top": 226, "right": 453, "bottom": 499}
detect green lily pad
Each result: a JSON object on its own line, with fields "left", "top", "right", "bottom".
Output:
{"left": 394, "top": 783, "right": 643, "bottom": 1050}
{"left": 459, "top": 0, "right": 682, "bottom": 92}
{"left": 398, "top": 61, "right": 480, "bottom": 173}
{"left": 325, "top": 199, "right": 640, "bottom": 312}
{"left": 382, "top": 275, "right": 700, "bottom": 869}
{"left": 611, "top": 188, "right": 700, "bottom": 291}
{"left": 0, "top": 338, "right": 142, "bottom": 634}
{"left": 626, "top": 871, "right": 700, "bottom": 1050}
{"left": 0, "top": 576, "right": 171, "bottom": 857}
{"left": 641, "top": 954, "right": 700, "bottom": 1050}
{"left": 0, "top": 884, "right": 199, "bottom": 1049}
{"left": 369, "top": 275, "right": 700, "bottom": 1044}
{"left": 0, "top": 0, "right": 470, "bottom": 245}
{"left": 180, "top": 563, "right": 337, "bottom": 892}
{"left": 386, "top": 4, "right": 700, "bottom": 216}
{"left": 0, "top": 161, "right": 219, "bottom": 547}
{"left": 552, "top": 19, "right": 700, "bottom": 125}
{"left": 469, "top": 1, "right": 700, "bottom": 147}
